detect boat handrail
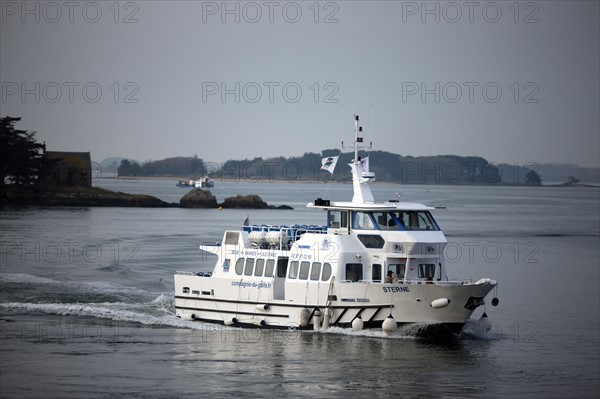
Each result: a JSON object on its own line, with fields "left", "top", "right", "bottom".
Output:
{"left": 242, "top": 224, "right": 327, "bottom": 234}
{"left": 242, "top": 224, "right": 327, "bottom": 247}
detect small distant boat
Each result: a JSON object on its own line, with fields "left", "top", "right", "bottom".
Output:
{"left": 176, "top": 176, "right": 214, "bottom": 188}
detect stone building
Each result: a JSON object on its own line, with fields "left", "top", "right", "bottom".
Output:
{"left": 41, "top": 151, "right": 92, "bottom": 187}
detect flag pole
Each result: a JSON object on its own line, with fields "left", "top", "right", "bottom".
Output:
{"left": 323, "top": 151, "right": 342, "bottom": 199}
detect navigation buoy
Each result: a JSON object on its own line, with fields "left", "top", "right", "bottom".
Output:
{"left": 382, "top": 315, "right": 398, "bottom": 334}
{"left": 491, "top": 297, "right": 499, "bottom": 306}
{"left": 313, "top": 309, "right": 322, "bottom": 330}
{"left": 430, "top": 298, "right": 451, "bottom": 309}
{"left": 224, "top": 317, "right": 238, "bottom": 326}
{"left": 218, "top": 207, "right": 223, "bottom": 211}
{"left": 352, "top": 316, "right": 364, "bottom": 331}
{"left": 299, "top": 308, "right": 309, "bottom": 328}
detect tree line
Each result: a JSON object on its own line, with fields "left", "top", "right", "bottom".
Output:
{"left": 118, "top": 150, "right": 543, "bottom": 185}
{"left": 118, "top": 156, "right": 205, "bottom": 177}
{"left": 0, "top": 116, "right": 543, "bottom": 187}
{"left": 0, "top": 116, "right": 57, "bottom": 190}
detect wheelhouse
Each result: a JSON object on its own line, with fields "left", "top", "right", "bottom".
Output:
{"left": 328, "top": 209, "right": 440, "bottom": 231}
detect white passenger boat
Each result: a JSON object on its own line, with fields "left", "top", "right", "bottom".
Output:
{"left": 174, "top": 115, "right": 499, "bottom": 335}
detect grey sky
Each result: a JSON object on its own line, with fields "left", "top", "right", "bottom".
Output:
{"left": 1, "top": 1, "right": 599, "bottom": 167}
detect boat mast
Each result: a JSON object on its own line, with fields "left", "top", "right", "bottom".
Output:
{"left": 348, "top": 114, "right": 375, "bottom": 203}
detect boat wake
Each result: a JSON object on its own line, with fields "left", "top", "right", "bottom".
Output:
{"left": 1, "top": 274, "right": 499, "bottom": 341}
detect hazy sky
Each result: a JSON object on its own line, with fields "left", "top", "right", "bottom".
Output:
{"left": 1, "top": 1, "right": 599, "bottom": 167}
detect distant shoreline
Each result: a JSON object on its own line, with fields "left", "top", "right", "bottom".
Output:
{"left": 0, "top": 185, "right": 293, "bottom": 209}
{"left": 94, "top": 176, "right": 599, "bottom": 188}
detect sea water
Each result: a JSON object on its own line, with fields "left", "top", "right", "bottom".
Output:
{"left": 1, "top": 179, "right": 598, "bottom": 398}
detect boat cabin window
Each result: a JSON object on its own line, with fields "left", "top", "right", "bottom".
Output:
{"left": 345, "top": 263, "right": 363, "bottom": 282}
{"left": 321, "top": 263, "right": 332, "bottom": 281}
{"left": 182, "top": 287, "right": 190, "bottom": 294}
{"left": 265, "top": 259, "right": 275, "bottom": 277}
{"left": 388, "top": 263, "right": 406, "bottom": 279}
{"left": 397, "top": 211, "right": 439, "bottom": 231}
{"left": 299, "top": 262, "right": 310, "bottom": 280}
{"left": 353, "top": 212, "right": 377, "bottom": 230}
{"left": 276, "top": 258, "right": 288, "bottom": 278}
{"left": 349, "top": 211, "right": 440, "bottom": 231}
{"left": 310, "top": 262, "right": 321, "bottom": 281}
{"left": 376, "top": 212, "right": 396, "bottom": 229}
{"left": 288, "top": 261, "right": 299, "bottom": 279}
{"left": 372, "top": 263, "right": 382, "bottom": 282}
{"left": 235, "top": 258, "right": 244, "bottom": 275}
{"left": 357, "top": 234, "right": 385, "bottom": 249}
{"left": 225, "top": 232, "right": 239, "bottom": 245}
{"left": 254, "top": 259, "right": 265, "bottom": 277}
{"left": 418, "top": 263, "right": 436, "bottom": 279}
{"left": 328, "top": 210, "right": 349, "bottom": 229}
{"left": 244, "top": 258, "right": 255, "bottom": 276}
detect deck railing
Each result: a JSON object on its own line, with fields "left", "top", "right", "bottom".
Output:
{"left": 242, "top": 224, "right": 327, "bottom": 250}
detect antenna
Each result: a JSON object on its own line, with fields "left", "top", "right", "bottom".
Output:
{"left": 370, "top": 105, "right": 374, "bottom": 148}
{"left": 353, "top": 77, "right": 357, "bottom": 115}
{"left": 340, "top": 103, "right": 344, "bottom": 147}
{"left": 354, "top": 114, "right": 360, "bottom": 163}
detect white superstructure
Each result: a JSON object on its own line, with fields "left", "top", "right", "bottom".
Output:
{"left": 174, "top": 115, "right": 498, "bottom": 335}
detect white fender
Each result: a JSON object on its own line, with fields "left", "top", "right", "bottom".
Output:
{"left": 430, "top": 298, "right": 451, "bottom": 309}
{"left": 179, "top": 313, "right": 193, "bottom": 321}
{"left": 382, "top": 316, "right": 398, "bottom": 334}
{"left": 322, "top": 310, "right": 331, "bottom": 329}
{"left": 256, "top": 304, "right": 270, "bottom": 311}
{"left": 224, "top": 317, "right": 237, "bottom": 326}
{"left": 299, "top": 308, "right": 310, "bottom": 328}
{"left": 251, "top": 318, "right": 266, "bottom": 327}
{"left": 352, "top": 317, "right": 364, "bottom": 331}
{"left": 313, "top": 309, "right": 322, "bottom": 330}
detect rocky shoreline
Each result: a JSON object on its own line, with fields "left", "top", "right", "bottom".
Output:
{"left": 0, "top": 186, "right": 293, "bottom": 209}
{"left": 1, "top": 186, "right": 173, "bottom": 207}
{"left": 179, "top": 189, "right": 292, "bottom": 209}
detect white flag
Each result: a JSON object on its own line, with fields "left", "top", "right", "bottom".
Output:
{"left": 360, "top": 156, "right": 370, "bottom": 172}
{"left": 321, "top": 156, "right": 339, "bottom": 174}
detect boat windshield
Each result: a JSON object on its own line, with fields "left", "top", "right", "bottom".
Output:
{"left": 351, "top": 210, "right": 440, "bottom": 231}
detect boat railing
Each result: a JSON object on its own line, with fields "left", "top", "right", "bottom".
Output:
{"left": 242, "top": 224, "right": 327, "bottom": 249}
{"left": 338, "top": 279, "right": 467, "bottom": 285}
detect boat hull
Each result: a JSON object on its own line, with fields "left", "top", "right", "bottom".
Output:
{"left": 174, "top": 274, "right": 495, "bottom": 335}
